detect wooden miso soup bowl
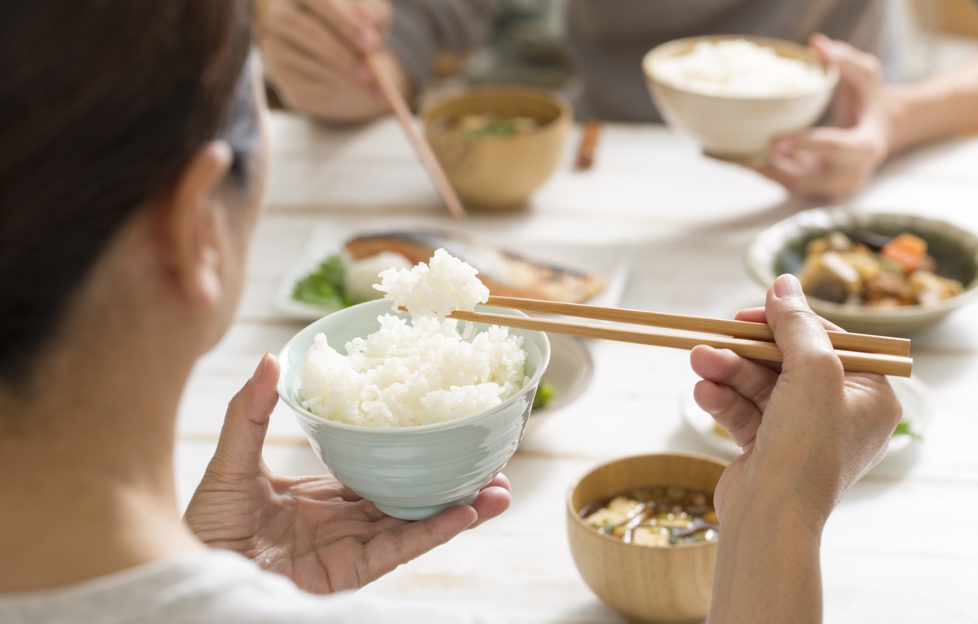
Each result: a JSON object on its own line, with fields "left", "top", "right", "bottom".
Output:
{"left": 566, "top": 453, "right": 727, "bottom": 624}
{"left": 422, "top": 85, "right": 570, "bottom": 210}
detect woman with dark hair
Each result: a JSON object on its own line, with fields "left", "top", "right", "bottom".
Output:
{"left": 0, "top": 3, "right": 901, "bottom": 623}
{"left": 0, "top": 3, "right": 507, "bottom": 621}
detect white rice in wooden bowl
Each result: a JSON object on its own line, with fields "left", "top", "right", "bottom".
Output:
{"left": 299, "top": 249, "right": 527, "bottom": 427}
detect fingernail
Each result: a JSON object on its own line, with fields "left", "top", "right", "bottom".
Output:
{"left": 252, "top": 353, "right": 270, "bottom": 380}
{"left": 773, "top": 274, "right": 804, "bottom": 298}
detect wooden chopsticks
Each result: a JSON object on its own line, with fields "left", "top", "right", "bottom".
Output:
{"left": 364, "top": 53, "right": 466, "bottom": 220}
{"left": 444, "top": 296, "right": 913, "bottom": 377}
{"left": 485, "top": 296, "right": 910, "bottom": 356}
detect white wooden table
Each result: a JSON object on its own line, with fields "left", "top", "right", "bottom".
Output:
{"left": 176, "top": 111, "right": 978, "bottom": 623}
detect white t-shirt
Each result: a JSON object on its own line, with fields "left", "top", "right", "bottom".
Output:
{"left": 0, "top": 550, "right": 494, "bottom": 623}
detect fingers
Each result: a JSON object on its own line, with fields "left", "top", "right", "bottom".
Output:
{"left": 469, "top": 474, "right": 512, "bottom": 528}
{"left": 262, "top": 34, "right": 357, "bottom": 88}
{"left": 758, "top": 129, "right": 880, "bottom": 199}
{"left": 353, "top": 1, "right": 394, "bottom": 33}
{"left": 759, "top": 36, "right": 888, "bottom": 199}
{"left": 211, "top": 353, "right": 281, "bottom": 477}
{"left": 776, "top": 127, "right": 866, "bottom": 165}
{"left": 299, "top": 0, "right": 380, "bottom": 51}
{"left": 358, "top": 473, "right": 510, "bottom": 581}
{"left": 360, "top": 505, "right": 478, "bottom": 582}
{"left": 690, "top": 345, "right": 778, "bottom": 448}
{"left": 690, "top": 345, "right": 778, "bottom": 411}
{"left": 765, "top": 275, "right": 843, "bottom": 384}
{"left": 733, "top": 307, "right": 765, "bottom": 323}
{"left": 693, "top": 379, "right": 762, "bottom": 449}
{"left": 809, "top": 33, "right": 883, "bottom": 97}
{"left": 263, "top": 2, "right": 361, "bottom": 76}
{"left": 735, "top": 305, "right": 843, "bottom": 332}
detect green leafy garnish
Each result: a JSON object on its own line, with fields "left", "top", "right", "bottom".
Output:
{"left": 893, "top": 419, "right": 922, "bottom": 440}
{"left": 532, "top": 381, "right": 556, "bottom": 410}
{"left": 291, "top": 254, "right": 353, "bottom": 308}
{"left": 464, "top": 117, "right": 520, "bottom": 137}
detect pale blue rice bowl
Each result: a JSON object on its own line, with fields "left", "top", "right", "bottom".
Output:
{"left": 277, "top": 298, "right": 551, "bottom": 520}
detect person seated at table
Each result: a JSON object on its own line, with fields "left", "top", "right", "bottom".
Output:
{"left": 0, "top": 2, "right": 900, "bottom": 623}
{"left": 258, "top": 0, "right": 978, "bottom": 199}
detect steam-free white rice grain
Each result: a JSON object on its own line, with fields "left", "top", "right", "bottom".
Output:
{"left": 299, "top": 249, "right": 527, "bottom": 427}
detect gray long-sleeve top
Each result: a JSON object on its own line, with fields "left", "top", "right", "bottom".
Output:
{"left": 386, "top": 0, "right": 891, "bottom": 122}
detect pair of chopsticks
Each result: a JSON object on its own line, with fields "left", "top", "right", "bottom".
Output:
{"left": 365, "top": 53, "right": 466, "bottom": 219}
{"left": 446, "top": 296, "right": 913, "bottom": 377}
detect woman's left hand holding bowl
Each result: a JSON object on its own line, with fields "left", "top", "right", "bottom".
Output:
{"left": 184, "top": 353, "right": 511, "bottom": 593}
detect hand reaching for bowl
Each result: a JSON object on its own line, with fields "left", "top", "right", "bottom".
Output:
{"left": 758, "top": 34, "right": 890, "bottom": 200}
{"left": 257, "top": 0, "right": 408, "bottom": 123}
{"left": 184, "top": 353, "right": 511, "bottom": 594}
{"left": 689, "top": 274, "right": 901, "bottom": 623}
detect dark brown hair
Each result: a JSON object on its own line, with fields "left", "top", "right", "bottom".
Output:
{"left": 0, "top": 2, "right": 255, "bottom": 386}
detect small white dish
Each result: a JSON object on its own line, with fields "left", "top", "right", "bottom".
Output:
{"left": 680, "top": 376, "right": 931, "bottom": 458}
{"left": 533, "top": 333, "right": 593, "bottom": 414}
{"left": 274, "top": 226, "right": 635, "bottom": 321}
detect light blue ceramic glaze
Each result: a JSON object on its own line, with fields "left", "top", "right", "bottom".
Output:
{"left": 277, "top": 299, "right": 551, "bottom": 520}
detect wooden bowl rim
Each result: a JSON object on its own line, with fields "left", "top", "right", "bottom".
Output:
{"left": 421, "top": 84, "right": 572, "bottom": 134}
{"left": 566, "top": 452, "right": 728, "bottom": 551}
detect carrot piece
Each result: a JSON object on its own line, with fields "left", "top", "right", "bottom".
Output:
{"left": 880, "top": 233, "right": 928, "bottom": 274}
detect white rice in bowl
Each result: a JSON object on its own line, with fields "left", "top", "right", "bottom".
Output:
{"left": 298, "top": 249, "right": 528, "bottom": 427}
{"left": 653, "top": 39, "right": 827, "bottom": 98}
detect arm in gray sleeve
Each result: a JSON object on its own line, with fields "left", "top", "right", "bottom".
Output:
{"left": 387, "top": 0, "right": 498, "bottom": 92}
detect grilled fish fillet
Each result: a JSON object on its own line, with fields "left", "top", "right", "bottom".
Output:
{"left": 345, "top": 230, "right": 606, "bottom": 303}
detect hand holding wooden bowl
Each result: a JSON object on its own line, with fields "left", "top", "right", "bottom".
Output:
{"left": 422, "top": 85, "right": 570, "bottom": 210}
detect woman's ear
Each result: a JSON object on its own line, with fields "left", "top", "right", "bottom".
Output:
{"left": 154, "top": 140, "right": 233, "bottom": 306}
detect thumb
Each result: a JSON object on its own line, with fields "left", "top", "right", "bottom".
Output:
{"left": 210, "top": 353, "right": 281, "bottom": 476}
{"left": 766, "top": 275, "right": 843, "bottom": 382}
{"left": 809, "top": 33, "right": 882, "bottom": 99}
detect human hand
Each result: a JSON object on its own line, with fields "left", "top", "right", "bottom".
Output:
{"left": 184, "top": 353, "right": 511, "bottom": 593}
{"left": 258, "top": 0, "right": 407, "bottom": 123}
{"left": 689, "top": 274, "right": 901, "bottom": 528}
{"left": 758, "top": 33, "right": 893, "bottom": 199}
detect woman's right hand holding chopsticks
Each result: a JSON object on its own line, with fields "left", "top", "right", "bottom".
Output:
{"left": 690, "top": 273, "right": 902, "bottom": 624}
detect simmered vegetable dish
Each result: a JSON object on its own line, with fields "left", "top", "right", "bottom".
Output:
{"left": 581, "top": 486, "right": 719, "bottom": 546}
{"left": 797, "top": 231, "right": 964, "bottom": 307}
